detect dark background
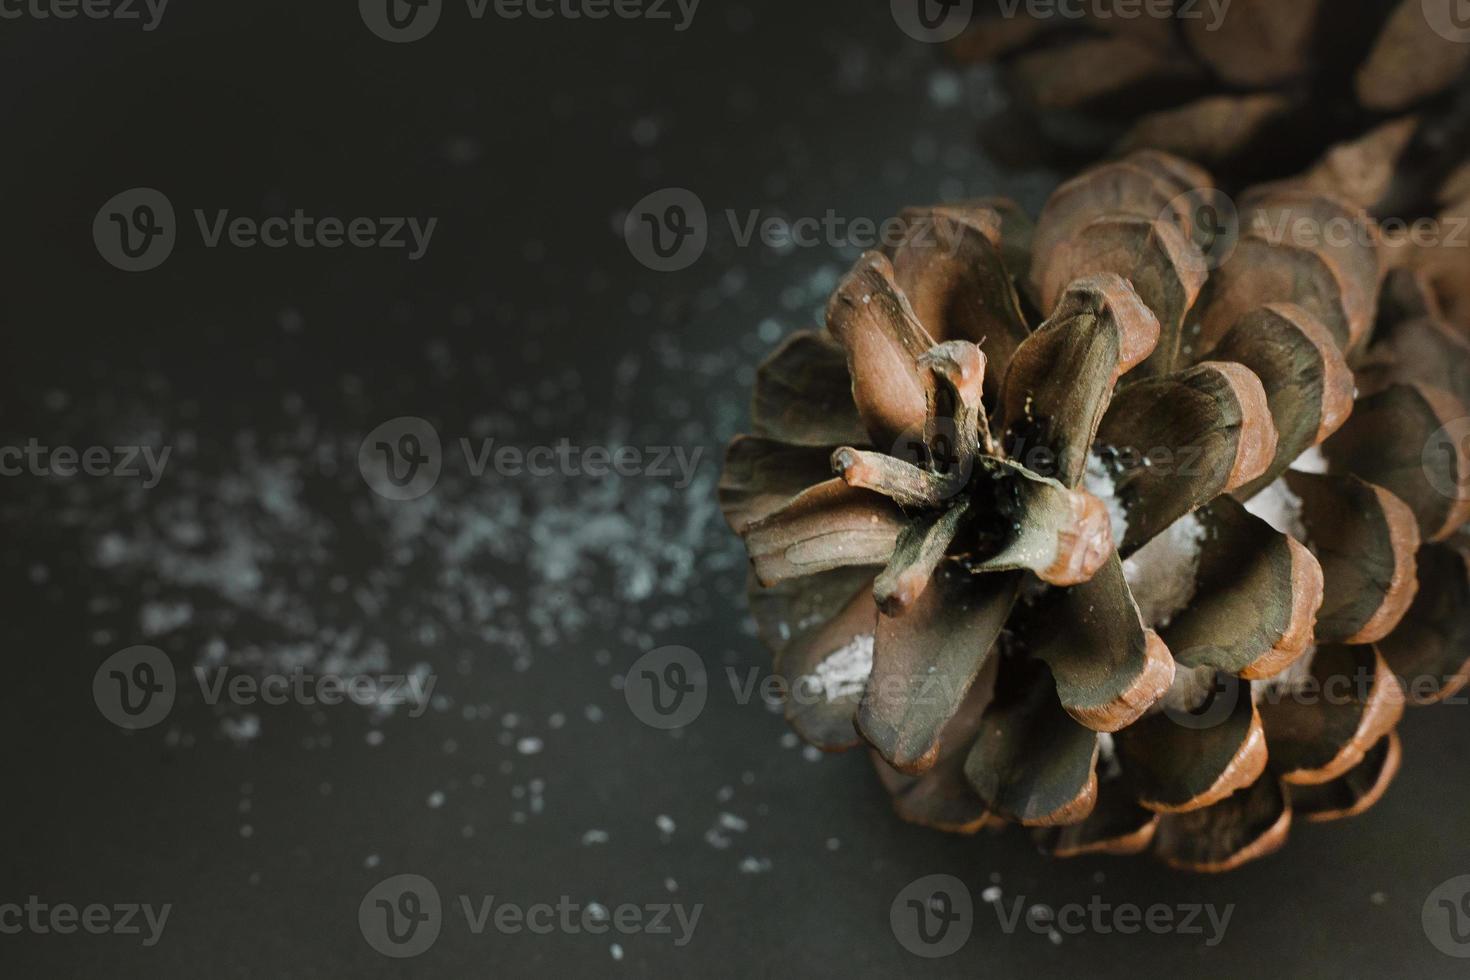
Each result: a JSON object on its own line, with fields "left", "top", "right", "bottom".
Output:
{"left": 1, "top": 1, "right": 1467, "bottom": 977}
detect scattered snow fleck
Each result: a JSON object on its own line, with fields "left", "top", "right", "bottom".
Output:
{"left": 928, "top": 69, "right": 963, "bottom": 107}
{"left": 220, "top": 714, "right": 261, "bottom": 744}
{"left": 631, "top": 116, "right": 659, "bottom": 147}
{"left": 610, "top": 942, "right": 624, "bottom": 962}
{"left": 718, "top": 813, "right": 749, "bottom": 832}
{"left": 581, "top": 829, "right": 610, "bottom": 846}
{"left": 427, "top": 791, "right": 446, "bottom": 809}
{"left": 655, "top": 814, "right": 676, "bottom": 835}
{"left": 139, "top": 600, "right": 193, "bottom": 637}
{"left": 981, "top": 886, "right": 1003, "bottom": 904}
{"left": 516, "top": 737, "right": 544, "bottom": 756}
{"left": 739, "top": 857, "right": 773, "bottom": 874}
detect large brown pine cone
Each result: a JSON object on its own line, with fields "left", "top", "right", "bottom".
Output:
{"left": 718, "top": 150, "right": 1470, "bottom": 871}
{"left": 951, "top": 0, "right": 1470, "bottom": 203}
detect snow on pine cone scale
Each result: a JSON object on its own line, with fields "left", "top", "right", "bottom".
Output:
{"left": 718, "top": 151, "right": 1470, "bottom": 872}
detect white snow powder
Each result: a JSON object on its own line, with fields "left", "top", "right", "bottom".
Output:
{"left": 1096, "top": 732, "right": 1122, "bottom": 781}
{"left": 1243, "top": 476, "right": 1307, "bottom": 541}
{"left": 1082, "top": 451, "right": 1130, "bottom": 546}
{"left": 1290, "top": 444, "right": 1328, "bottom": 474}
{"left": 803, "top": 634, "right": 874, "bottom": 702}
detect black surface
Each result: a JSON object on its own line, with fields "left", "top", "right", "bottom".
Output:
{"left": 2, "top": 2, "right": 1469, "bottom": 977}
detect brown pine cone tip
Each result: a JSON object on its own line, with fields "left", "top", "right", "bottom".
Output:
{"left": 951, "top": 0, "right": 1470, "bottom": 205}
{"left": 719, "top": 150, "right": 1470, "bottom": 872}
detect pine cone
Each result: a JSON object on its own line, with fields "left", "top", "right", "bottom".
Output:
{"left": 951, "top": 0, "right": 1470, "bottom": 197}
{"left": 719, "top": 151, "right": 1470, "bottom": 871}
